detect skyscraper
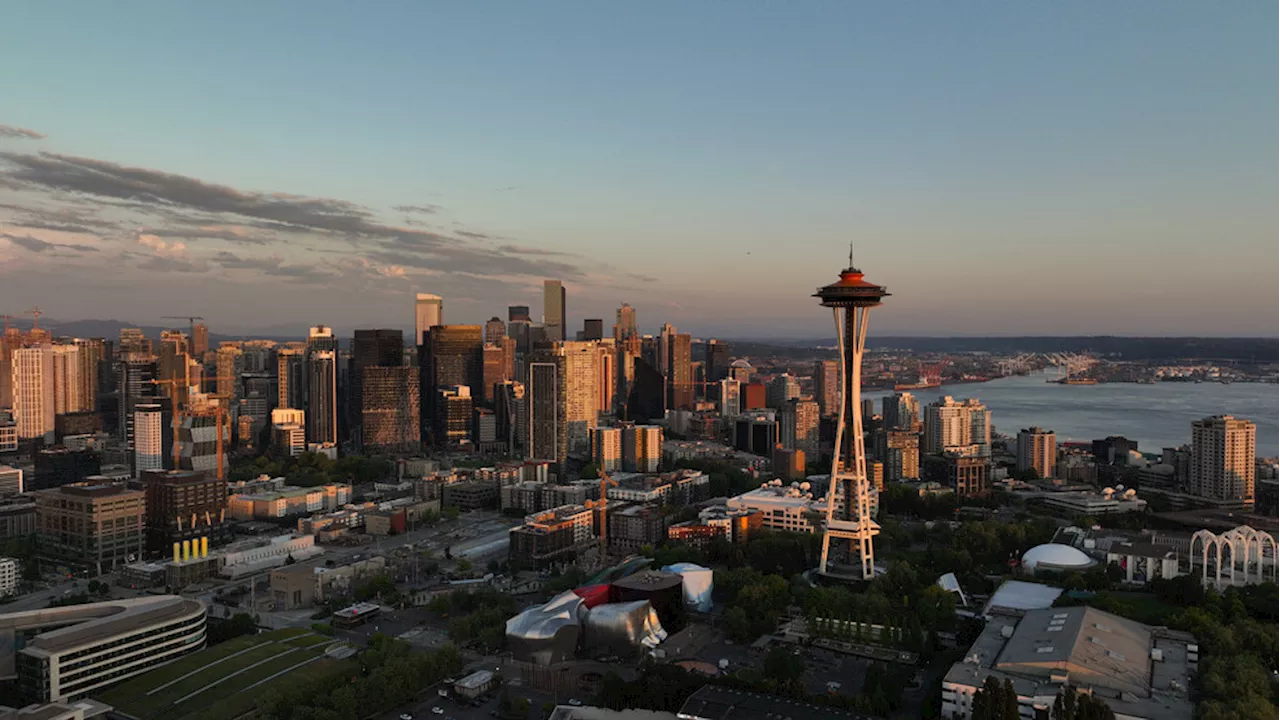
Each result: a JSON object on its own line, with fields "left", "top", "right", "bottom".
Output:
{"left": 496, "top": 380, "right": 526, "bottom": 455}
{"left": 118, "top": 328, "right": 146, "bottom": 355}
{"left": 614, "top": 303, "right": 637, "bottom": 341}
{"left": 484, "top": 317, "right": 506, "bottom": 345}
{"left": 118, "top": 356, "right": 158, "bottom": 451}
{"left": 415, "top": 293, "right": 444, "bottom": 344}
{"left": 591, "top": 426, "right": 623, "bottom": 472}
{"left": 215, "top": 346, "right": 243, "bottom": 400}
{"left": 277, "top": 347, "right": 306, "bottom": 410}
{"left": 12, "top": 346, "right": 55, "bottom": 444}
{"left": 622, "top": 425, "right": 663, "bottom": 473}
{"left": 596, "top": 340, "right": 617, "bottom": 415}
{"left": 529, "top": 341, "right": 599, "bottom": 464}
{"left": 881, "top": 430, "right": 920, "bottom": 482}
{"left": 528, "top": 362, "right": 557, "bottom": 462}
{"left": 706, "top": 340, "right": 731, "bottom": 384}
{"left": 766, "top": 374, "right": 800, "bottom": 410}
{"left": 134, "top": 403, "right": 168, "bottom": 476}
{"left": 51, "top": 344, "right": 86, "bottom": 415}
{"left": 419, "top": 325, "right": 483, "bottom": 445}
{"left": 350, "top": 329, "right": 404, "bottom": 447}
{"left": 667, "top": 333, "right": 693, "bottom": 410}
{"left": 719, "top": 379, "right": 741, "bottom": 418}
{"left": 815, "top": 257, "right": 888, "bottom": 580}
{"left": 1016, "top": 427, "right": 1057, "bottom": 479}
{"left": 191, "top": 323, "right": 209, "bottom": 356}
{"left": 361, "top": 366, "right": 420, "bottom": 454}
{"left": 1190, "top": 415, "right": 1256, "bottom": 506}
{"left": 306, "top": 350, "right": 338, "bottom": 446}
{"left": 581, "top": 319, "right": 604, "bottom": 342}
{"left": 508, "top": 306, "right": 531, "bottom": 323}
{"left": 482, "top": 343, "right": 506, "bottom": 406}
{"left": 543, "top": 280, "right": 566, "bottom": 342}
{"left": 74, "top": 338, "right": 105, "bottom": 412}
{"left": 813, "top": 361, "right": 838, "bottom": 418}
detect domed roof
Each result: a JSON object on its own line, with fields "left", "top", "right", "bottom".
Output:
{"left": 1021, "top": 543, "right": 1095, "bottom": 572}
{"left": 730, "top": 359, "right": 752, "bottom": 368}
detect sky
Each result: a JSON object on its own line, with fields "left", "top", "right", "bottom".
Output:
{"left": 0, "top": 2, "right": 1275, "bottom": 339}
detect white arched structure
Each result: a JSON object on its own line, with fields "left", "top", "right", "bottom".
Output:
{"left": 1191, "top": 526, "right": 1278, "bottom": 589}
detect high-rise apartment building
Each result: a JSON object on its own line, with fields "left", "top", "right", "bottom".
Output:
{"left": 813, "top": 360, "right": 839, "bottom": 418}
{"left": 74, "top": 338, "right": 104, "bottom": 411}
{"left": 436, "top": 386, "right": 473, "bottom": 448}
{"left": 667, "top": 333, "right": 693, "bottom": 410}
{"left": 415, "top": 293, "right": 443, "bottom": 344}
{"left": 1016, "top": 427, "right": 1057, "bottom": 479}
{"left": 191, "top": 323, "right": 209, "bottom": 356}
{"left": 51, "top": 344, "right": 86, "bottom": 415}
{"left": 509, "top": 305, "right": 531, "bottom": 322}
{"left": 706, "top": 340, "right": 731, "bottom": 385}
{"left": 1190, "top": 415, "right": 1256, "bottom": 507}
{"left": 141, "top": 469, "right": 228, "bottom": 551}
{"left": 882, "top": 392, "right": 920, "bottom": 431}
{"left": 277, "top": 347, "right": 306, "bottom": 410}
{"left": 742, "top": 381, "right": 766, "bottom": 411}
{"left": 12, "top": 346, "right": 55, "bottom": 444}
{"left": 543, "top": 280, "right": 566, "bottom": 342}
{"left": 350, "top": 329, "right": 404, "bottom": 446}
{"left": 361, "top": 366, "right": 420, "bottom": 454}
{"left": 591, "top": 427, "right": 623, "bottom": 472}
{"left": 948, "top": 453, "right": 990, "bottom": 498}
{"left": 118, "top": 328, "right": 146, "bottom": 355}
{"left": 528, "top": 363, "right": 557, "bottom": 462}
{"left": 306, "top": 350, "right": 338, "bottom": 446}
{"left": 215, "top": 346, "right": 243, "bottom": 400}
{"left": 419, "top": 325, "right": 483, "bottom": 444}
{"left": 533, "top": 342, "right": 599, "bottom": 464}
{"left": 881, "top": 430, "right": 920, "bottom": 482}
{"left": 117, "top": 356, "right": 158, "bottom": 453}
{"left": 766, "top": 374, "right": 800, "bottom": 410}
{"left": 178, "top": 411, "right": 228, "bottom": 475}
{"left": 580, "top": 319, "right": 604, "bottom": 342}
{"left": 780, "top": 398, "right": 820, "bottom": 459}
{"left": 622, "top": 424, "right": 663, "bottom": 473}
{"left": 134, "top": 403, "right": 169, "bottom": 477}
{"left": 924, "top": 396, "right": 989, "bottom": 456}
{"left": 596, "top": 341, "right": 617, "bottom": 415}
{"left": 614, "top": 303, "right": 637, "bottom": 341}
{"left": 496, "top": 380, "right": 527, "bottom": 454}
{"left": 719, "top": 379, "right": 741, "bottom": 418}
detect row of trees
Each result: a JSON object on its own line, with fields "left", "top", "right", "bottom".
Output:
{"left": 426, "top": 586, "right": 517, "bottom": 652}
{"left": 258, "top": 635, "right": 463, "bottom": 720}
{"left": 229, "top": 452, "right": 392, "bottom": 487}
{"left": 971, "top": 677, "right": 1115, "bottom": 720}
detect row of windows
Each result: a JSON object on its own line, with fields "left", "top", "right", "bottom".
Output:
{"left": 60, "top": 611, "right": 206, "bottom": 664}
{"left": 61, "top": 622, "right": 205, "bottom": 683}
{"left": 60, "top": 633, "right": 205, "bottom": 698}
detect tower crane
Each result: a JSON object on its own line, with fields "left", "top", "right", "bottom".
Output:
{"left": 161, "top": 316, "right": 204, "bottom": 345}
{"left": 145, "top": 377, "right": 187, "bottom": 468}
{"left": 585, "top": 470, "right": 620, "bottom": 557}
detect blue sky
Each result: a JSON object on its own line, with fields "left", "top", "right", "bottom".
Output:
{"left": 0, "top": 2, "right": 1275, "bottom": 338}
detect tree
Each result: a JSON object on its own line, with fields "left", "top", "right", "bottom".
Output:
{"left": 579, "top": 462, "right": 601, "bottom": 480}
{"left": 763, "top": 647, "right": 805, "bottom": 685}
{"left": 444, "top": 505, "right": 461, "bottom": 521}
{"left": 284, "top": 553, "right": 296, "bottom": 565}
{"left": 457, "top": 558, "right": 473, "bottom": 573}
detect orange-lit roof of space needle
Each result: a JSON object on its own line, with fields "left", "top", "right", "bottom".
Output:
{"left": 814, "top": 261, "right": 890, "bottom": 307}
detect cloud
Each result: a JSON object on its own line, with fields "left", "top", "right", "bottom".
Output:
{"left": 0, "top": 150, "right": 583, "bottom": 279}
{"left": 0, "top": 125, "right": 45, "bottom": 140}
{"left": 497, "top": 243, "right": 571, "bottom": 257}
{"left": 1, "top": 232, "right": 97, "bottom": 254}
{"left": 456, "top": 230, "right": 491, "bottom": 240}
{"left": 392, "top": 203, "right": 441, "bottom": 215}
{"left": 628, "top": 272, "right": 659, "bottom": 283}
{"left": 137, "top": 233, "right": 186, "bottom": 256}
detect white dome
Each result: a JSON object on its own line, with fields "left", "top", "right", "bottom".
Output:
{"left": 1021, "top": 543, "right": 1095, "bottom": 573}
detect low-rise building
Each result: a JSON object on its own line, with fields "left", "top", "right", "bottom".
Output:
{"left": 508, "top": 504, "right": 596, "bottom": 570}
{"left": 726, "top": 481, "right": 823, "bottom": 534}
{"left": 607, "top": 503, "right": 666, "bottom": 554}
{"left": 4, "top": 596, "right": 206, "bottom": 702}
{"left": 453, "top": 670, "right": 496, "bottom": 700}
{"left": 0, "top": 466, "right": 22, "bottom": 497}
{"left": 606, "top": 470, "right": 709, "bottom": 506}
{"left": 35, "top": 482, "right": 146, "bottom": 575}
{"left": 942, "top": 606, "right": 1195, "bottom": 720}
{"left": 219, "top": 534, "right": 322, "bottom": 579}
{"left": 442, "top": 480, "right": 499, "bottom": 511}
{"left": 269, "top": 556, "right": 387, "bottom": 610}
{"left": 227, "top": 483, "right": 350, "bottom": 520}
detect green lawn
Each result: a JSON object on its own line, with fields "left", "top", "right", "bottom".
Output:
{"left": 175, "top": 658, "right": 355, "bottom": 720}
{"left": 97, "top": 629, "right": 333, "bottom": 720}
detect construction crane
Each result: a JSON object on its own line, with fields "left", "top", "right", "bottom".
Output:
{"left": 25, "top": 307, "right": 43, "bottom": 332}
{"left": 161, "top": 316, "right": 204, "bottom": 347}
{"left": 146, "top": 378, "right": 187, "bottom": 468}
{"left": 585, "top": 470, "right": 620, "bottom": 557}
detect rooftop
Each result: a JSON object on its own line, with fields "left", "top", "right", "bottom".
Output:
{"left": 677, "top": 685, "right": 859, "bottom": 720}
{"left": 4, "top": 596, "right": 205, "bottom": 657}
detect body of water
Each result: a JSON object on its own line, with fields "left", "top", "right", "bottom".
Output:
{"left": 864, "top": 372, "right": 1279, "bottom": 457}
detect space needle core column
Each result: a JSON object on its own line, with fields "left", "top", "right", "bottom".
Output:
{"left": 814, "top": 256, "right": 889, "bottom": 580}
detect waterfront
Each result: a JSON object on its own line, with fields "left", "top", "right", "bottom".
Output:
{"left": 865, "top": 372, "right": 1280, "bottom": 457}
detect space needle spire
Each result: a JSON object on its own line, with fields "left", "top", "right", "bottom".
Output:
{"left": 813, "top": 253, "right": 889, "bottom": 579}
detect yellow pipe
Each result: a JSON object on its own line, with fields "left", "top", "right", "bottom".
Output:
{"left": 173, "top": 542, "right": 180, "bottom": 564}
{"left": 201, "top": 537, "right": 209, "bottom": 558}
{"left": 182, "top": 540, "right": 191, "bottom": 561}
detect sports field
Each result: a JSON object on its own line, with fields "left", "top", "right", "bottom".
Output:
{"left": 97, "top": 628, "right": 351, "bottom": 720}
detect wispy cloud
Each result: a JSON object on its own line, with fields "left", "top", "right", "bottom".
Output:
{"left": 0, "top": 125, "right": 45, "bottom": 140}
{"left": 392, "top": 203, "right": 442, "bottom": 215}
{"left": 1, "top": 232, "right": 97, "bottom": 254}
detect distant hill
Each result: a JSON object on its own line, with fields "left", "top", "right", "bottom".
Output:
{"left": 723, "top": 336, "right": 1278, "bottom": 362}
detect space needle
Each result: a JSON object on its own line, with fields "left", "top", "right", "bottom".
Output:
{"left": 814, "top": 248, "right": 889, "bottom": 580}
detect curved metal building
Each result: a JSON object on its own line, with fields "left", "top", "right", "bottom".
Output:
{"left": 505, "top": 591, "right": 588, "bottom": 665}
{"left": 582, "top": 600, "right": 667, "bottom": 657}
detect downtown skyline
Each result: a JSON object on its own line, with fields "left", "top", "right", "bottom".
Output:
{"left": 1, "top": 3, "right": 1276, "bottom": 338}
